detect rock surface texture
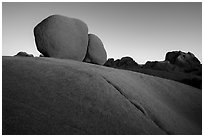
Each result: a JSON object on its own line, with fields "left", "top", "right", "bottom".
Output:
{"left": 83, "top": 34, "right": 107, "bottom": 65}
{"left": 34, "top": 15, "right": 88, "bottom": 61}
{"left": 3, "top": 56, "right": 201, "bottom": 135}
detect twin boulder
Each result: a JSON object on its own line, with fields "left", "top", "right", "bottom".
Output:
{"left": 34, "top": 15, "right": 107, "bottom": 65}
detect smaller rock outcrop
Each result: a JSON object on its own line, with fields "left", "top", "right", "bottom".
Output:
{"left": 14, "top": 52, "right": 34, "bottom": 57}
{"left": 165, "top": 51, "right": 200, "bottom": 67}
{"left": 83, "top": 34, "right": 107, "bottom": 65}
{"left": 104, "top": 58, "right": 115, "bottom": 67}
{"left": 104, "top": 56, "right": 139, "bottom": 69}
{"left": 104, "top": 51, "right": 202, "bottom": 89}
{"left": 165, "top": 51, "right": 201, "bottom": 74}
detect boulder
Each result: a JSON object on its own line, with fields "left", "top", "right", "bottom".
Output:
{"left": 34, "top": 15, "right": 88, "bottom": 61}
{"left": 14, "top": 52, "right": 34, "bottom": 57}
{"left": 83, "top": 34, "right": 107, "bottom": 65}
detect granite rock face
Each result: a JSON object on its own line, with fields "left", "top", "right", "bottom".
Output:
{"left": 14, "top": 52, "right": 34, "bottom": 57}
{"left": 34, "top": 15, "right": 88, "bottom": 61}
{"left": 2, "top": 56, "right": 202, "bottom": 135}
{"left": 83, "top": 34, "right": 107, "bottom": 65}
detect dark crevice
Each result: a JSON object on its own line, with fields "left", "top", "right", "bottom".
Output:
{"left": 150, "top": 118, "right": 171, "bottom": 135}
{"left": 102, "top": 76, "right": 147, "bottom": 117}
{"left": 101, "top": 76, "right": 170, "bottom": 135}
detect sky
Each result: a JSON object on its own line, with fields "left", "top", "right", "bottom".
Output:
{"left": 2, "top": 2, "right": 202, "bottom": 64}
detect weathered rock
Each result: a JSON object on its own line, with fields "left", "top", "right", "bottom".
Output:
{"left": 118, "top": 57, "right": 138, "bottom": 67}
{"left": 14, "top": 52, "right": 34, "bottom": 57}
{"left": 104, "top": 57, "right": 139, "bottom": 69}
{"left": 3, "top": 56, "right": 201, "bottom": 134}
{"left": 104, "top": 51, "right": 202, "bottom": 89}
{"left": 104, "top": 58, "right": 115, "bottom": 67}
{"left": 165, "top": 51, "right": 200, "bottom": 68}
{"left": 165, "top": 51, "right": 181, "bottom": 64}
{"left": 83, "top": 34, "right": 107, "bottom": 65}
{"left": 34, "top": 15, "right": 88, "bottom": 61}
{"left": 143, "top": 61, "right": 181, "bottom": 72}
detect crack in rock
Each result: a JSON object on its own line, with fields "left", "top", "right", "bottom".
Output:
{"left": 102, "top": 76, "right": 147, "bottom": 116}
{"left": 102, "top": 76, "right": 170, "bottom": 135}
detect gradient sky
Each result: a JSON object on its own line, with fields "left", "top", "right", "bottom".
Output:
{"left": 2, "top": 2, "right": 202, "bottom": 64}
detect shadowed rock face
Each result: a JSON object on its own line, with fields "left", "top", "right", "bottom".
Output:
{"left": 143, "top": 61, "right": 182, "bottom": 72}
{"left": 104, "top": 51, "right": 202, "bottom": 89}
{"left": 144, "top": 51, "right": 201, "bottom": 74}
{"left": 14, "top": 52, "right": 34, "bottom": 57}
{"left": 2, "top": 56, "right": 202, "bottom": 135}
{"left": 83, "top": 34, "right": 107, "bottom": 65}
{"left": 104, "top": 57, "right": 139, "bottom": 69}
{"left": 34, "top": 15, "right": 88, "bottom": 61}
{"left": 165, "top": 51, "right": 201, "bottom": 68}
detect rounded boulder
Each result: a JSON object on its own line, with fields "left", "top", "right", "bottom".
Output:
{"left": 83, "top": 34, "right": 107, "bottom": 65}
{"left": 34, "top": 15, "right": 88, "bottom": 61}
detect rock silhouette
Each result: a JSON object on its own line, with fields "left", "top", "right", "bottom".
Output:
{"left": 144, "top": 51, "right": 202, "bottom": 75}
{"left": 104, "top": 57, "right": 139, "bottom": 69}
{"left": 165, "top": 51, "right": 201, "bottom": 74}
{"left": 3, "top": 56, "right": 201, "bottom": 134}
{"left": 104, "top": 51, "right": 202, "bottom": 89}
{"left": 14, "top": 52, "right": 34, "bottom": 57}
{"left": 34, "top": 15, "right": 88, "bottom": 61}
{"left": 165, "top": 51, "right": 200, "bottom": 66}
{"left": 83, "top": 34, "right": 107, "bottom": 65}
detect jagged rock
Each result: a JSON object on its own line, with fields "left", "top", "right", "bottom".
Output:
{"left": 83, "top": 34, "right": 107, "bottom": 65}
{"left": 165, "top": 51, "right": 200, "bottom": 68}
{"left": 34, "top": 15, "right": 88, "bottom": 61}
{"left": 104, "top": 58, "right": 115, "bottom": 67}
{"left": 104, "top": 57, "right": 138, "bottom": 68}
{"left": 165, "top": 51, "right": 201, "bottom": 75}
{"left": 165, "top": 51, "right": 181, "bottom": 64}
{"left": 14, "top": 52, "right": 34, "bottom": 57}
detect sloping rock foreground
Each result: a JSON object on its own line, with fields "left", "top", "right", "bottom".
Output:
{"left": 3, "top": 56, "right": 201, "bottom": 135}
